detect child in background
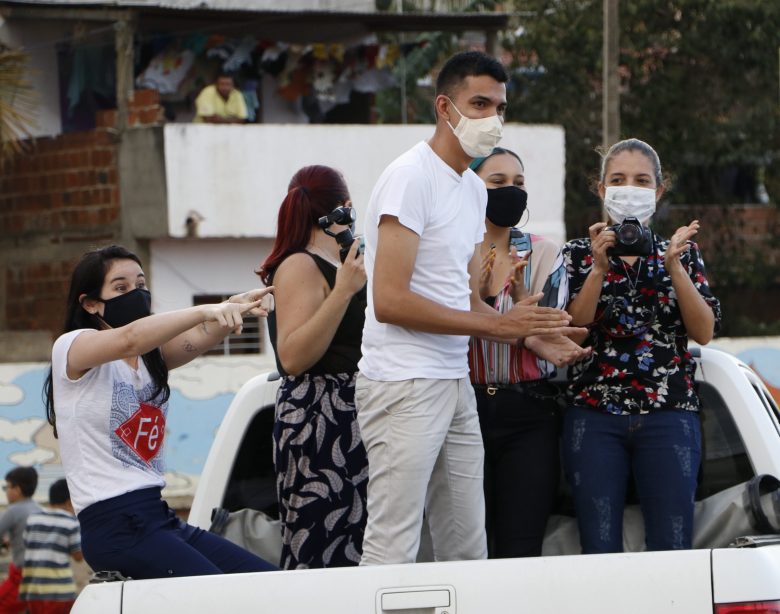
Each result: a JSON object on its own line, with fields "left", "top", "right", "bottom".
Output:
{"left": 0, "top": 467, "right": 41, "bottom": 614}
{"left": 20, "top": 479, "right": 82, "bottom": 614}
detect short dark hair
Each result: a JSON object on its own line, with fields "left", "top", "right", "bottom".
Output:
{"left": 5, "top": 467, "right": 38, "bottom": 498}
{"left": 435, "top": 51, "right": 508, "bottom": 99}
{"left": 49, "top": 479, "right": 70, "bottom": 506}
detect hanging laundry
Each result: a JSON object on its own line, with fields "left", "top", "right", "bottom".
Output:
{"left": 352, "top": 67, "right": 396, "bottom": 93}
{"left": 136, "top": 48, "right": 195, "bottom": 95}
{"left": 240, "top": 80, "right": 261, "bottom": 122}
{"left": 223, "top": 36, "right": 257, "bottom": 73}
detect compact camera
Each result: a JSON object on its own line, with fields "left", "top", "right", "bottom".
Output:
{"left": 318, "top": 205, "right": 364, "bottom": 262}
{"left": 606, "top": 216, "right": 653, "bottom": 257}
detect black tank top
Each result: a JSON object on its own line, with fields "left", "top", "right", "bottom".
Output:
{"left": 267, "top": 251, "right": 366, "bottom": 377}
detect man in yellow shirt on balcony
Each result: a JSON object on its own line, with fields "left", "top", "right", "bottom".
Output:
{"left": 194, "top": 73, "right": 248, "bottom": 124}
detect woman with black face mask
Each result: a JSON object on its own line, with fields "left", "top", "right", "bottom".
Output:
{"left": 43, "top": 245, "right": 277, "bottom": 579}
{"left": 468, "top": 148, "right": 587, "bottom": 558}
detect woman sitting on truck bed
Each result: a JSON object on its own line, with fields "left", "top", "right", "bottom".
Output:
{"left": 258, "top": 165, "right": 369, "bottom": 569}
{"left": 561, "top": 138, "right": 722, "bottom": 553}
{"left": 43, "top": 245, "right": 278, "bottom": 579}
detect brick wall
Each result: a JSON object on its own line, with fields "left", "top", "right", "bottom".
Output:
{"left": 0, "top": 90, "right": 163, "bottom": 340}
{"left": 658, "top": 204, "right": 779, "bottom": 274}
{"left": 95, "top": 88, "right": 164, "bottom": 129}
{"left": 0, "top": 129, "right": 120, "bottom": 240}
{"left": 657, "top": 203, "right": 780, "bottom": 335}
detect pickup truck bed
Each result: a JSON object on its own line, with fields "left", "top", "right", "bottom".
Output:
{"left": 72, "top": 347, "right": 780, "bottom": 613}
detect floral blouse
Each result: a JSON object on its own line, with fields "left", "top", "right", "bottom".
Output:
{"left": 562, "top": 235, "right": 722, "bottom": 415}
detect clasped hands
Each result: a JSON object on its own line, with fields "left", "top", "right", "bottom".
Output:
{"left": 501, "top": 292, "right": 592, "bottom": 368}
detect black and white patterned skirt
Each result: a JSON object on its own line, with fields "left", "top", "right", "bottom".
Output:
{"left": 273, "top": 372, "right": 368, "bottom": 569}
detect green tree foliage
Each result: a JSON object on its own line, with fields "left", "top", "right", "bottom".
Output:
{"left": 506, "top": 0, "right": 780, "bottom": 222}
{"left": 618, "top": 1, "right": 780, "bottom": 204}
{"left": 503, "top": 0, "right": 604, "bottom": 237}
{"left": 505, "top": 0, "right": 780, "bottom": 335}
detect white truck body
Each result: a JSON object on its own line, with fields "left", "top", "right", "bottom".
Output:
{"left": 72, "top": 347, "right": 780, "bottom": 613}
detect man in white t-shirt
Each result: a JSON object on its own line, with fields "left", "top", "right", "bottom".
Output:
{"left": 356, "top": 51, "right": 588, "bottom": 565}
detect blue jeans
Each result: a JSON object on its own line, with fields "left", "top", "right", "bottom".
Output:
{"left": 79, "top": 487, "right": 278, "bottom": 579}
{"left": 562, "top": 407, "right": 701, "bottom": 553}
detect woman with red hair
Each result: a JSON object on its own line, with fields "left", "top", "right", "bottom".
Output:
{"left": 258, "top": 165, "right": 368, "bottom": 570}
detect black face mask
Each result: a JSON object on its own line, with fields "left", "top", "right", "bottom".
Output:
{"left": 98, "top": 288, "right": 152, "bottom": 328}
{"left": 486, "top": 186, "right": 528, "bottom": 228}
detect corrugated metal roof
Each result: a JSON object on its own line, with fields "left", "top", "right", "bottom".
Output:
{"left": 2, "top": 1, "right": 509, "bottom": 39}
{"left": 2, "top": 0, "right": 383, "bottom": 12}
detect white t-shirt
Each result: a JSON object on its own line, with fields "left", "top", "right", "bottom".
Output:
{"left": 359, "top": 141, "right": 487, "bottom": 380}
{"left": 52, "top": 330, "right": 167, "bottom": 515}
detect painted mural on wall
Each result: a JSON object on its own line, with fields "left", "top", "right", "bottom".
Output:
{"left": 1, "top": 341, "right": 778, "bottom": 506}
{"left": 0, "top": 355, "right": 274, "bottom": 506}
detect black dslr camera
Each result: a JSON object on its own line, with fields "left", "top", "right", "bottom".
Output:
{"left": 318, "top": 206, "right": 364, "bottom": 262}
{"left": 606, "top": 216, "right": 653, "bottom": 257}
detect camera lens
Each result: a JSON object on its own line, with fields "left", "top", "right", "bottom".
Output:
{"left": 617, "top": 222, "right": 640, "bottom": 245}
{"left": 334, "top": 207, "right": 356, "bottom": 226}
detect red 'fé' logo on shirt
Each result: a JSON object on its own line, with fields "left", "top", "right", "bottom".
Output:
{"left": 114, "top": 402, "right": 166, "bottom": 465}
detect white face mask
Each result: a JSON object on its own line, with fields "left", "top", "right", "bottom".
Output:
{"left": 604, "top": 185, "right": 657, "bottom": 224}
{"left": 446, "top": 98, "right": 504, "bottom": 158}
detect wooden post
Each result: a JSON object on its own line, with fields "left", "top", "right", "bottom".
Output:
{"left": 398, "top": 0, "right": 407, "bottom": 125}
{"left": 486, "top": 29, "right": 499, "bottom": 59}
{"left": 602, "top": 0, "right": 619, "bottom": 149}
{"left": 114, "top": 17, "right": 135, "bottom": 132}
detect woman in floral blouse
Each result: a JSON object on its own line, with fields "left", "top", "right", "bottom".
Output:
{"left": 561, "top": 138, "right": 721, "bottom": 553}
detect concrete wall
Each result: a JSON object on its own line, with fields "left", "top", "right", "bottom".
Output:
{"left": 149, "top": 237, "right": 274, "bottom": 318}
{"left": 118, "top": 125, "right": 169, "bottom": 241}
{"left": 163, "top": 123, "right": 568, "bottom": 246}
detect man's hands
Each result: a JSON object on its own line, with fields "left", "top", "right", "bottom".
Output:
{"left": 494, "top": 293, "right": 577, "bottom": 339}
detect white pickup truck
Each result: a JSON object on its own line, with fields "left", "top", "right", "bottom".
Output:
{"left": 72, "top": 347, "right": 780, "bottom": 613}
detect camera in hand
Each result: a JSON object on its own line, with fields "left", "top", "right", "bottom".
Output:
{"left": 318, "top": 205, "right": 365, "bottom": 262}
{"left": 607, "top": 216, "right": 653, "bottom": 257}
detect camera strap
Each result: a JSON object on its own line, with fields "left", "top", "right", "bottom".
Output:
{"left": 596, "top": 232, "right": 660, "bottom": 339}
{"left": 621, "top": 258, "right": 644, "bottom": 292}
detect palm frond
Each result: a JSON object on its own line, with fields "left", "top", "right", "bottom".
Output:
{"left": 0, "top": 44, "right": 38, "bottom": 161}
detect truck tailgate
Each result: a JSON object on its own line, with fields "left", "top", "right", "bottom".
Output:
{"left": 110, "top": 550, "right": 713, "bottom": 613}
{"left": 712, "top": 545, "right": 780, "bottom": 606}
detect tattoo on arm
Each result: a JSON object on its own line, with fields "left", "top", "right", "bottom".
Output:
{"left": 182, "top": 338, "right": 197, "bottom": 353}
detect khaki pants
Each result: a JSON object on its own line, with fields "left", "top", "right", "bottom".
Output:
{"left": 355, "top": 374, "right": 487, "bottom": 565}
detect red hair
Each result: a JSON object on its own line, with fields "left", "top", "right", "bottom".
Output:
{"left": 257, "top": 165, "right": 350, "bottom": 284}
